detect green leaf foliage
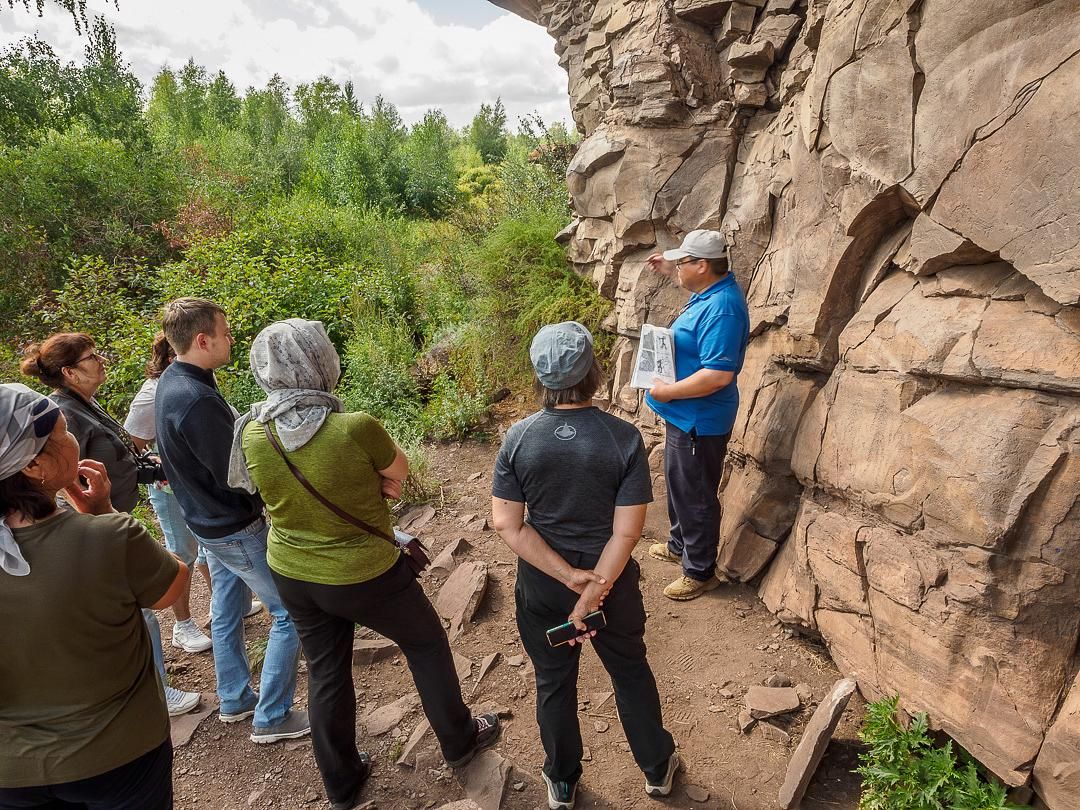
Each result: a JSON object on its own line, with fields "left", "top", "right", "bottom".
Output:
{"left": 3, "top": 26, "right": 611, "bottom": 466}
{"left": 857, "top": 697, "right": 1023, "bottom": 810}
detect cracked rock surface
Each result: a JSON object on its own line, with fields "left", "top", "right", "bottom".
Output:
{"left": 493, "top": 0, "right": 1079, "bottom": 804}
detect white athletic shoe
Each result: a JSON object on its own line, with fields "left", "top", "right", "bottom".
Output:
{"left": 244, "top": 599, "right": 264, "bottom": 618}
{"left": 172, "top": 619, "right": 212, "bottom": 653}
{"left": 645, "top": 752, "right": 680, "bottom": 797}
{"left": 165, "top": 686, "right": 201, "bottom": 717}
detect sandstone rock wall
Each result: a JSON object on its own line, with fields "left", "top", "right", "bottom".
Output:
{"left": 491, "top": 0, "right": 1080, "bottom": 803}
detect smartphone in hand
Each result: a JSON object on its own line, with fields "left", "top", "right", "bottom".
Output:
{"left": 546, "top": 610, "right": 607, "bottom": 647}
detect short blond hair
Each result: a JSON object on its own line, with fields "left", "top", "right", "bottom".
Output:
{"left": 162, "top": 297, "right": 225, "bottom": 354}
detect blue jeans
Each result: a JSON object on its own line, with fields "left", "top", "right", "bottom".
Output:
{"left": 193, "top": 519, "right": 299, "bottom": 729}
{"left": 143, "top": 609, "right": 167, "bottom": 684}
{"left": 149, "top": 484, "right": 205, "bottom": 567}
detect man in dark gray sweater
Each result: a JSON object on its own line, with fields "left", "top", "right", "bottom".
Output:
{"left": 156, "top": 297, "right": 309, "bottom": 745}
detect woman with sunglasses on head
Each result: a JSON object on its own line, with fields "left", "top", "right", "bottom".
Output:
{"left": 20, "top": 332, "right": 203, "bottom": 718}
{"left": 0, "top": 383, "right": 188, "bottom": 810}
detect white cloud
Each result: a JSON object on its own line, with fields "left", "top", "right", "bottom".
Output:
{"left": 0, "top": 0, "right": 572, "bottom": 130}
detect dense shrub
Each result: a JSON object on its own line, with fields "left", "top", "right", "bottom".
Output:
{"left": 3, "top": 25, "right": 614, "bottom": 472}
{"left": 857, "top": 697, "right": 1023, "bottom": 810}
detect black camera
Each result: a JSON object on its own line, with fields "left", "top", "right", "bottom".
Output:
{"left": 136, "top": 454, "right": 167, "bottom": 485}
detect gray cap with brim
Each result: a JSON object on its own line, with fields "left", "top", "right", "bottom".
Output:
{"left": 662, "top": 229, "right": 729, "bottom": 261}
{"left": 530, "top": 321, "right": 594, "bottom": 390}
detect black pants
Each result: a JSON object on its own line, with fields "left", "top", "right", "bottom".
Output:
{"left": 516, "top": 551, "right": 675, "bottom": 785}
{"left": 664, "top": 423, "right": 731, "bottom": 581}
{"left": 272, "top": 557, "right": 475, "bottom": 805}
{"left": 0, "top": 739, "right": 172, "bottom": 810}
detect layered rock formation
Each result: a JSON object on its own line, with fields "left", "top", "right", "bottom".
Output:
{"left": 491, "top": 0, "right": 1080, "bottom": 803}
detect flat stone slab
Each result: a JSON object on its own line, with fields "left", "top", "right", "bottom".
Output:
{"left": 170, "top": 694, "right": 218, "bottom": 748}
{"left": 453, "top": 651, "right": 474, "bottom": 681}
{"left": 429, "top": 537, "right": 473, "bottom": 576}
{"left": 362, "top": 692, "right": 419, "bottom": 736}
{"left": 435, "top": 561, "right": 488, "bottom": 639}
{"left": 395, "top": 718, "right": 431, "bottom": 767}
{"left": 457, "top": 749, "right": 510, "bottom": 810}
{"left": 778, "top": 678, "right": 858, "bottom": 809}
{"left": 476, "top": 652, "right": 500, "bottom": 687}
{"left": 352, "top": 637, "right": 399, "bottom": 666}
{"left": 746, "top": 685, "right": 801, "bottom": 719}
{"left": 398, "top": 504, "right": 436, "bottom": 533}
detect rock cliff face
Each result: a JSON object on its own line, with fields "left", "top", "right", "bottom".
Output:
{"left": 492, "top": 0, "right": 1080, "bottom": 803}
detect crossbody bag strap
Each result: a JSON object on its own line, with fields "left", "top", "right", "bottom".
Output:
{"left": 261, "top": 421, "right": 398, "bottom": 548}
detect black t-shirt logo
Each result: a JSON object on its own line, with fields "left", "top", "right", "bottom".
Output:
{"left": 554, "top": 423, "right": 577, "bottom": 441}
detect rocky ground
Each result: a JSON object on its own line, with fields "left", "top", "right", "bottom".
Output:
{"left": 162, "top": 437, "right": 865, "bottom": 810}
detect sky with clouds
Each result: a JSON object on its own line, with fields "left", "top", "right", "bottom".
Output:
{"left": 0, "top": 0, "right": 572, "bottom": 130}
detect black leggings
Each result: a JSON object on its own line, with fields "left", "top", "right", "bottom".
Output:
{"left": 0, "top": 739, "right": 172, "bottom": 810}
{"left": 272, "top": 557, "right": 475, "bottom": 805}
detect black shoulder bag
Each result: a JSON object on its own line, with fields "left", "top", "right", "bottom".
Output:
{"left": 262, "top": 422, "right": 430, "bottom": 578}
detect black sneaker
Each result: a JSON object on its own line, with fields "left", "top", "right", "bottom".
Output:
{"left": 644, "top": 751, "right": 680, "bottom": 797}
{"left": 329, "top": 752, "right": 373, "bottom": 810}
{"left": 541, "top": 772, "right": 578, "bottom": 809}
{"left": 446, "top": 713, "right": 501, "bottom": 768}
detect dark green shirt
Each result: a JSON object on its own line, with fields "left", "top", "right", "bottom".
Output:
{"left": 242, "top": 412, "right": 400, "bottom": 585}
{"left": 0, "top": 510, "right": 178, "bottom": 787}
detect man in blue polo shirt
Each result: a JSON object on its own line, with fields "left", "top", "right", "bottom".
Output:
{"left": 644, "top": 230, "right": 749, "bottom": 600}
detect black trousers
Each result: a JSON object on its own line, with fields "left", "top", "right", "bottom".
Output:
{"left": 272, "top": 557, "right": 475, "bottom": 805}
{"left": 0, "top": 739, "right": 172, "bottom": 810}
{"left": 664, "top": 423, "right": 731, "bottom": 581}
{"left": 515, "top": 551, "right": 675, "bottom": 785}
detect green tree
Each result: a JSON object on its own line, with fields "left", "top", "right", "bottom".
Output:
{"left": 0, "top": 36, "right": 73, "bottom": 147}
{"left": 295, "top": 76, "right": 347, "bottom": 139}
{"left": 146, "top": 67, "right": 181, "bottom": 146}
{"left": 205, "top": 70, "right": 240, "bottom": 130}
{"left": 71, "top": 18, "right": 147, "bottom": 147}
{"left": 403, "top": 109, "right": 459, "bottom": 218}
{"left": 469, "top": 98, "right": 508, "bottom": 164}
{"left": 173, "top": 58, "right": 208, "bottom": 142}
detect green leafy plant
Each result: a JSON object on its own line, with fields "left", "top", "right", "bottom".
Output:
{"left": 857, "top": 697, "right": 1023, "bottom": 810}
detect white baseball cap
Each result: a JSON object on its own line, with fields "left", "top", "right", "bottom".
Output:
{"left": 662, "top": 229, "right": 728, "bottom": 261}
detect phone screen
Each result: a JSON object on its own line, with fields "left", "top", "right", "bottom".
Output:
{"left": 546, "top": 610, "right": 607, "bottom": 647}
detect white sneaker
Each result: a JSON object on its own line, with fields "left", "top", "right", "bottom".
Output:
{"left": 244, "top": 599, "right": 264, "bottom": 618}
{"left": 644, "top": 751, "right": 680, "bottom": 797}
{"left": 172, "top": 619, "right": 212, "bottom": 653}
{"left": 165, "top": 686, "right": 201, "bottom": 717}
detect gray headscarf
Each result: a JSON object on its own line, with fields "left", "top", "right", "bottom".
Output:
{"left": 228, "top": 319, "right": 344, "bottom": 493}
{"left": 0, "top": 383, "right": 62, "bottom": 576}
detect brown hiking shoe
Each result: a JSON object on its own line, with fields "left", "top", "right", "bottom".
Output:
{"left": 663, "top": 575, "right": 722, "bottom": 601}
{"left": 648, "top": 543, "right": 681, "bottom": 564}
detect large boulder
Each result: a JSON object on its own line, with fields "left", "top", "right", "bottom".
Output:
{"left": 494, "top": 0, "right": 1080, "bottom": 802}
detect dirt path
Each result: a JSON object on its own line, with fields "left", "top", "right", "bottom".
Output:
{"left": 164, "top": 438, "right": 864, "bottom": 809}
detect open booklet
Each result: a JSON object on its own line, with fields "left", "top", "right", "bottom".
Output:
{"left": 630, "top": 324, "right": 676, "bottom": 389}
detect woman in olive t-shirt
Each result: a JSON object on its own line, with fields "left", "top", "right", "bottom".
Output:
{"left": 228, "top": 320, "right": 500, "bottom": 810}
{"left": 0, "top": 383, "right": 188, "bottom": 809}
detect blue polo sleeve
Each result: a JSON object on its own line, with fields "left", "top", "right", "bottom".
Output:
{"left": 696, "top": 312, "right": 744, "bottom": 372}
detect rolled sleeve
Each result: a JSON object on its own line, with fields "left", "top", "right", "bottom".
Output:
{"left": 697, "top": 313, "right": 744, "bottom": 372}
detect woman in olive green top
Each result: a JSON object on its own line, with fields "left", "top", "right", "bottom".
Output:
{"left": 228, "top": 319, "right": 500, "bottom": 810}
{"left": 0, "top": 383, "right": 188, "bottom": 809}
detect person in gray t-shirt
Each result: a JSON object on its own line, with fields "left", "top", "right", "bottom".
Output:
{"left": 491, "top": 322, "right": 679, "bottom": 809}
